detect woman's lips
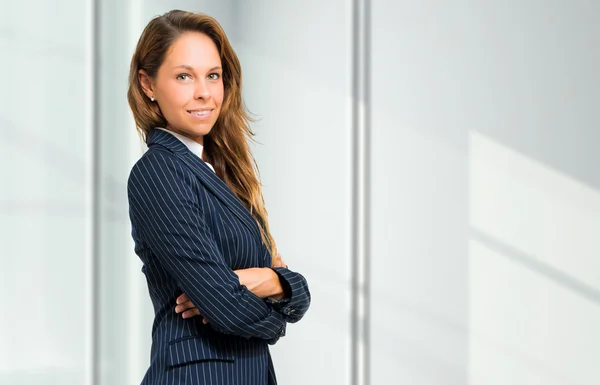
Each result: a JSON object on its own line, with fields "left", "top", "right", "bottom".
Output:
{"left": 187, "top": 109, "right": 213, "bottom": 120}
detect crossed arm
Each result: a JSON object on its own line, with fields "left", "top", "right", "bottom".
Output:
{"left": 128, "top": 151, "right": 310, "bottom": 342}
{"left": 175, "top": 253, "right": 289, "bottom": 320}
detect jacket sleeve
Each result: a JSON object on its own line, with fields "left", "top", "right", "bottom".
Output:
{"left": 128, "top": 150, "right": 286, "bottom": 341}
{"left": 267, "top": 267, "right": 311, "bottom": 323}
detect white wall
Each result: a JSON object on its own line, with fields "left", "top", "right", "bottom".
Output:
{"left": 0, "top": 1, "right": 93, "bottom": 384}
{"left": 371, "top": 1, "right": 469, "bottom": 383}
{"left": 465, "top": 2, "right": 600, "bottom": 384}
{"left": 371, "top": 1, "right": 600, "bottom": 384}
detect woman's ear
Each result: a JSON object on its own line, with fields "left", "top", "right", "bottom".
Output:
{"left": 138, "top": 70, "right": 154, "bottom": 99}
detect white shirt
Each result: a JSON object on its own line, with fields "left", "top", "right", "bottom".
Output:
{"left": 156, "top": 127, "right": 216, "bottom": 173}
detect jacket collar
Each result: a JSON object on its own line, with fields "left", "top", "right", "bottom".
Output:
{"left": 147, "top": 128, "right": 262, "bottom": 241}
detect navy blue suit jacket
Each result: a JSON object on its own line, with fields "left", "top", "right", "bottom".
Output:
{"left": 127, "top": 128, "right": 311, "bottom": 385}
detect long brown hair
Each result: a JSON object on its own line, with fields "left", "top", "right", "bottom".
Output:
{"left": 127, "top": 9, "right": 277, "bottom": 260}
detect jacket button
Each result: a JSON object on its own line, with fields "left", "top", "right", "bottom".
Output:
{"left": 283, "top": 307, "right": 295, "bottom": 315}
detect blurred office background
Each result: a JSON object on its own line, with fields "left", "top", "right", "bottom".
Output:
{"left": 1, "top": 1, "right": 599, "bottom": 384}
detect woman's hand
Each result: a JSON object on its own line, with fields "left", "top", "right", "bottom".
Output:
{"left": 174, "top": 293, "right": 208, "bottom": 323}
{"left": 234, "top": 268, "right": 285, "bottom": 300}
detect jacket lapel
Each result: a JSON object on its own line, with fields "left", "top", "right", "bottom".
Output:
{"left": 147, "top": 129, "right": 261, "bottom": 241}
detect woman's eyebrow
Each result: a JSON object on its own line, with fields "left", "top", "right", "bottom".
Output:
{"left": 172, "top": 65, "right": 222, "bottom": 72}
{"left": 173, "top": 64, "right": 195, "bottom": 71}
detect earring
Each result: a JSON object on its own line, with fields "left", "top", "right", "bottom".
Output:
{"left": 150, "top": 96, "right": 155, "bottom": 102}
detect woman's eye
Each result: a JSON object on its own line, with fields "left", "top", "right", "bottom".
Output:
{"left": 208, "top": 73, "right": 221, "bottom": 80}
{"left": 176, "top": 74, "right": 192, "bottom": 81}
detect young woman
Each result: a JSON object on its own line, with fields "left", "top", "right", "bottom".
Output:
{"left": 126, "top": 10, "right": 311, "bottom": 385}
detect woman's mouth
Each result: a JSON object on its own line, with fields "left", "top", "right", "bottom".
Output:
{"left": 187, "top": 108, "right": 213, "bottom": 120}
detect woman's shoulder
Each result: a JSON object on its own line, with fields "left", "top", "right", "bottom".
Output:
{"left": 128, "top": 146, "right": 194, "bottom": 186}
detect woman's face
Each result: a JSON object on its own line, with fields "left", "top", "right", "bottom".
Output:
{"left": 139, "top": 32, "right": 224, "bottom": 145}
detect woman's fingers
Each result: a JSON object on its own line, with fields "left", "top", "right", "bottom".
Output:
{"left": 174, "top": 293, "right": 205, "bottom": 320}
{"left": 174, "top": 300, "right": 196, "bottom": 314}
{"left": 176, "top": 293, "right": 189, "bottom": 305}
{"left": 181, "top": 308, "right": 201, "bottom": 319}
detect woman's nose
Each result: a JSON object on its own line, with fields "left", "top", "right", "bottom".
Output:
{"left": 194, "top": 80, "right": 211, "bottom": 100}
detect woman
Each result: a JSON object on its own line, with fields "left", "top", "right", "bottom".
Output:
{"left": 126, "top": 10, "right": 311, "bottom": 385}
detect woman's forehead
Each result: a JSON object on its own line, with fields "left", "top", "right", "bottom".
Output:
{"left": 163, "top": 32, "right": 222, "bottom": 70}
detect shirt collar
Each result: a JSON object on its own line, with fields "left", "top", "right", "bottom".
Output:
{"left": 155, "top": 127, "right": 216, "bottom": 174}
{"left": 156, "top": 127, "right": 205, "bottom": 160}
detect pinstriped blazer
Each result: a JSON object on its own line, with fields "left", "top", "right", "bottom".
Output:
{"left": 127, "top": 128, "right": 311, "bottom": 385}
